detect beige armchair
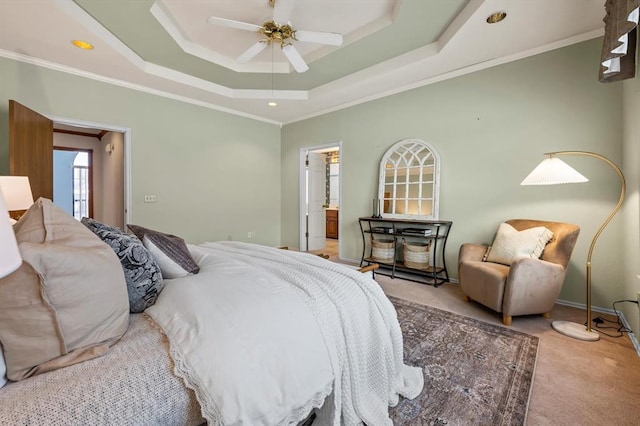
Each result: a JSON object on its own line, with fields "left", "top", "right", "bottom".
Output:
{"left": 458, "top": 219, "right": 580, "bottom": 325}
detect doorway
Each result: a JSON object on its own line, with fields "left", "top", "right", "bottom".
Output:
{"left": 52, "top": 122, "right": 127, "bottom": 228}
{"left": 299, "top": 142, "right": 341, "bottom": 260}
{"left": 8, "top": 101, "right": 131, "bottom": 228}
{"left": 53, "top": 148, "right": 93, "bottom": 220}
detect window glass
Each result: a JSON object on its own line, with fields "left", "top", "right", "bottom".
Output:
{"left": 72, "top": 152, "right": 90, "bottom": 220}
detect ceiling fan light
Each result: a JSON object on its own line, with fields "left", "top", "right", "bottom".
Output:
{"left": 282, "top": 44, "right": 309, "bottom": 73}
{"left": 208, "top": 3, "right": 342, "bottom": 74}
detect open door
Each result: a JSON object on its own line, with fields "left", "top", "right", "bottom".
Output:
{"left": 307, "top": 152, "right": 326, "bottom": 251}
{"left": 9, "top": 100, "right": 53, "bottom": 201}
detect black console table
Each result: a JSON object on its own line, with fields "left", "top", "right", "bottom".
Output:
{"left": 359, "top": 217, "right": 453, "bottom": 286}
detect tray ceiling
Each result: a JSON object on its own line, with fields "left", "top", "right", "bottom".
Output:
{"left": 0, "top": 0, "right": 606, "bottom": 124}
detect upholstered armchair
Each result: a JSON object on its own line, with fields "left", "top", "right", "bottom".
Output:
{"left": 458, "top": 219, "right": 580, "bottom": 326}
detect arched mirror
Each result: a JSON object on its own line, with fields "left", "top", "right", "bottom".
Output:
{"left": 378, "top": 138, "right": 440, "bottom": 219}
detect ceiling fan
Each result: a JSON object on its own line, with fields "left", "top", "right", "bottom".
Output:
{"left": 207, "top": 0, "right": 343, "bottom": 73}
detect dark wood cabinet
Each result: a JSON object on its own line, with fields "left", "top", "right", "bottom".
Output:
{"left": 326, "top": 209, "right": 338, "bottom": 239}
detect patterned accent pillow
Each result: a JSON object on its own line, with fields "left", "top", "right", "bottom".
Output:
{"left": 81, "top": 218, "right": 164, "bottom": 313}
{"left": 127, "top": 224, "right": 200, "bottom": 279}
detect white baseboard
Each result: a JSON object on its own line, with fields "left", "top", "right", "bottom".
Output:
{"left": 338, "top": 257, "right": 361, "bottom": 265}
{"left": 556, "top": 299, "right": 640, "bottom": 357}
{"left": 340, "top": 258, "right": 640, "bottom": 357}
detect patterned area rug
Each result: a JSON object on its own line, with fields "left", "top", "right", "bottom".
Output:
{"left": 389, "top": 296, "right": 538, "bottom": 426}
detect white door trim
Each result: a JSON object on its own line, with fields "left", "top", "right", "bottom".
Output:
{"left": 307, "top": 151, "right": 327, "bottom": 251}
{"left": 46, "top": 114, "right": 132, "bottom": 225}
{"left": 298, "top": 141, "right": 342, "bottom": 255}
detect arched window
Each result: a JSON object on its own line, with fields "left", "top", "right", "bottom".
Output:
{"left": 73, "top": 151, "right": 90, "bottom": 220}
{"left": 378, "top": 138, "right": 440, "bottom": 219}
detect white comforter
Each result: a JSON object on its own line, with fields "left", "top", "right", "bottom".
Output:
{"left": 146, "top": 242, "right": 423, "bottom": 426}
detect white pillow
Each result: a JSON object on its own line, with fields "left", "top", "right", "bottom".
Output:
{"left": 142, "top": 235, "right": 191, "bottom": 278}
{"left": 485, "top": 223, "right": 554, "bottom": 266}
{"left": 127, "top": 224, "right": 200, "bottom": 279}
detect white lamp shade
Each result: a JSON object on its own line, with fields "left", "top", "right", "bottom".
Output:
{"left": 0, "top": 176, "right": 34, "bottom": 210}
{"left": 520, "top": 157, "right": 589, "bottom": 186}
{"left": 0, "top": 189, "right": 21, "bottom": 278}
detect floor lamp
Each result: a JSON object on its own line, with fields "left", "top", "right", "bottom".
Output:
{"left": 521, "top": 151, "right": 626, "bottom": 342}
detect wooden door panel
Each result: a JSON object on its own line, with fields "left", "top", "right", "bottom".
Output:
{"left": 326, "top": 209, "right": 338, "bottom": 239}
{"left": 9, "top": 100, "right": 53, "bottom": 201}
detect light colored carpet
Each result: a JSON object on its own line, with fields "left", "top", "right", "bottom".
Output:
{"left": 309, "top": 238, "right": 339, "bottom": 260}
{"left": 372, "top": 273, "right": 640, "bottom": 426}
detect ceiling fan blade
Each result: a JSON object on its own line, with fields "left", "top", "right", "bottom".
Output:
{"left": 282, "top": 44, "right": 309, "bottom": 73}
{"left": 294, "top": 30, "right": 343, "bottom": 46}
{"left": 237, "top": 42, "right": 268, "bottom": 63}
{"left": 273, "top": 0, "right": 297, "bottom": 24}
{"left": 207, "top": 16, "right": 262, "bottom": 32}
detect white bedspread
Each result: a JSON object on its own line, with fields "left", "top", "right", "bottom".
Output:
{"left": 146, "top": 242, "right": 423, "bottom": 426}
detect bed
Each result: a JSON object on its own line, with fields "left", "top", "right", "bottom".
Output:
{"left": 0, "top": 312, "right": 204, "bottom": 425}
{"left": 0, "top": 199, "right": 423, "bottom": 425}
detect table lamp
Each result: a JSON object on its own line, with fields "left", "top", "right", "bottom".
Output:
{"left": 521, "top": 151, "right": 625, "bottom": 341}
{"left": 0, "top": 176, "right": 34, "bottom": 223}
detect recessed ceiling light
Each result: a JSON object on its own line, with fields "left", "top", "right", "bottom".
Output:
{"left": 268, "top": 101, "right": 277, "bottom": 107}
{"left": 486, "top": 11, "right": 507, "bottom": 24}
{"left": 72, "top": 40, "right": 94, "bottom": 50}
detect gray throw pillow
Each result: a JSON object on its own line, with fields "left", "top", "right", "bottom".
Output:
{"left": 81, "top": 218, "right": 164, "bottom": 313}
{"left": 127, "top": 224, "right": 200, "bottom": 279}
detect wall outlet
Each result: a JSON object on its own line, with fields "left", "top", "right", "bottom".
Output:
{"left": 144, "top": 194, "right": 157, "bottom": 203}
{"left": 247, "top": 231, "right": 256, "bottom": 238}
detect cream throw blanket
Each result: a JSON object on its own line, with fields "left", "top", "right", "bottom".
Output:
{"left": 146, "top": 242, "right": 423, "bottom": 425}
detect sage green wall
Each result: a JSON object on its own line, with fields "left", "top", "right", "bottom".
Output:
{"left": 0, "top": 57, "right": 282, "bottom": 245}
{"left": 281, "top": 38, "right": 627, "bottom": 311}
{"left": 622, "top": 74, "right": 640, "bottom": 335}
{"left": 0, "top": 39, "right": 633, "bottom": 319}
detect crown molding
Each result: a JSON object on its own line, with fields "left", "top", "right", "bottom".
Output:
{"left": 283, "top": 28, "right": 604, "bottom": 124}
{"left": 0, "top": 49, "right": 281, "bottom": 126}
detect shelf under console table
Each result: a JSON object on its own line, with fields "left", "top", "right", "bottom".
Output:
{"left": 359, "top": 217, "right": 453, "bottom": 287}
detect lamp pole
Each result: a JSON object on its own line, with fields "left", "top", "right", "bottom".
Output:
{"left": 547, "top": 151, "right": 626, "bottom": 337}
